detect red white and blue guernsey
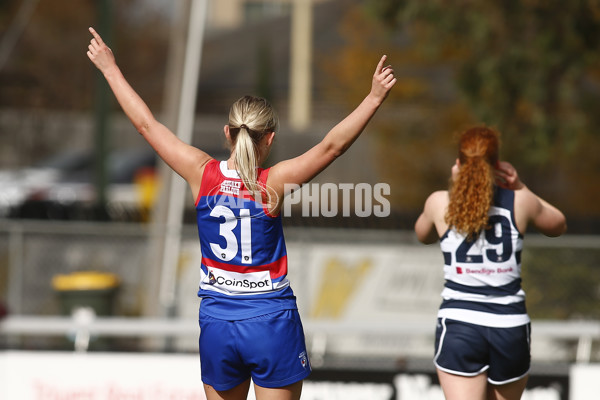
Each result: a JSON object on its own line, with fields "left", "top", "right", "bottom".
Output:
{"left": 195, "top": 159, "right": 297, "bottom": 320}
{"left": 438, "top": 187, "right": 528, "bottom": 328}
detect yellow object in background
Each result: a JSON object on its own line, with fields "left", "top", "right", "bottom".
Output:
{"left": 52, "top": 271, "right": 119, "bottom": 292}
{"left": 134, "top": 167, "right": 159, "bottom": 221}
{"left": 310, "top": 257, "right": 372, "bottom": 319}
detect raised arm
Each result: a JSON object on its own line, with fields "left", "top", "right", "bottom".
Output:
{"left": 267, "top": 55, "right": 396, "bottom": 197}
{"left": 415, "top": 191, "right": 449, "bottom": 244}
{"left": 86, "top": 27, "right": 211, "bottom": 193}
{"left": 495, "top": 161, "right": 567, "bottom": 237}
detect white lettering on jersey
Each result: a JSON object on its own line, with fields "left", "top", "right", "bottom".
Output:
{"left": 220, "top": 180, "right": 241, "bottom": 196}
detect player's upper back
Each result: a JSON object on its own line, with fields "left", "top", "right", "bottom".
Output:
{"left": 440, "top": 187, "right": 524, "bottom": 288}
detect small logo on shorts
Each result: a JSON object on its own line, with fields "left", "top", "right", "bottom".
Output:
{"left": 299, "top": 351, "right": 308, "bottom": 369}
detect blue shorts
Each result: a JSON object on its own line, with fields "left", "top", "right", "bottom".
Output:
{"left": 199, "top": 309, "right": 311, "bottom": 391}
{"left": 434, "top": 317, "right": 531, "bottom": 385}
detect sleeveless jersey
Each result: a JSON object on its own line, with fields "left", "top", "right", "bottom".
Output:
{"left": 195, "top": 160, "right": 297, "bottom": 319}
{"left": 438, "top": 187, "right": 528, "bottom": 327}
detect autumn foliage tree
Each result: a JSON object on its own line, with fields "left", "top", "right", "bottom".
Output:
{"left": 367, "top": 0, "right": 600, "bottom": 220}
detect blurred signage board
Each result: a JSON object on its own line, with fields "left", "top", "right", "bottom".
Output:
{"left": 570, "top": 364, "right": 600, "bottom": 400}
{"left": 0, "top": 352, "right": 565, "bottom": 400}
{"left": 0, "top": 351, "right": 396, "bottom": 400}
{"left": 288, "top": 243, "right": 444, "bottom": 320}
{"left": 0, "top": 351, "right": 205, "bottom": 399}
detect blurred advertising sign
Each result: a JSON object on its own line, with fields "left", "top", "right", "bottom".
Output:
{"left": 0, "top": 351, "right": 395, "bottom": 400}
{"left": 292, "top": 243, "right": 444, "bottom": 320}
{"left": 570, "top": 364, "right": 600, "bottom": 400}
{"left": 0, "top": 352, "right": 563, "bottom": 400}
{"left": 0, "top": 351, "right": 205, "bottom": 400}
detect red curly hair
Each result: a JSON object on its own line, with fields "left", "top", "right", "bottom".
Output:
{"left": 445, "top": 126, "right": 500, "bottom": 240}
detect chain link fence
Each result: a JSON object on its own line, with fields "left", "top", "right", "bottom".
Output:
{"left": 0, "top": 220, "right": 200, "bottom": 318}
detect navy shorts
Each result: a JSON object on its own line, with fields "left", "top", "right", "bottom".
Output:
{"left": 199, "top": 309, "right": 311, "bottom": 391}
{"left": 434, "top": 317, "right": 531, "bottom": 385}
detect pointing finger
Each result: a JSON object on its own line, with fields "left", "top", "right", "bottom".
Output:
{"left": 375, "top": 55, "right": 387, "bottom": 74}
{"left": 89, "top": 27, "right": 104, "bottom": 45}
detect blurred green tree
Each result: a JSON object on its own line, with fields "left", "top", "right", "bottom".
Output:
{"left": 370, "top": 0, "right": 600, "bottom": 162}
{"left": 361, "top": 0, "right": 600, "bottom": 222}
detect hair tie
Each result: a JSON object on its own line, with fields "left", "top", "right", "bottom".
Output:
{"left": 240, "top": 124, "right": 248, "bottom": 130}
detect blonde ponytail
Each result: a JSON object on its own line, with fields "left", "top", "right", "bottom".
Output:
{"left": 234, "top": 126, "right": 260, "bottom": 194}
{"left": 228, "top": 96, "right": 279, "bottom": 195}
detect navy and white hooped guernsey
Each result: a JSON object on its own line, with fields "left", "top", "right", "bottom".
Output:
{"left": 195, "top": 160, "right": 297, "bottom": 320}
{"left": 438, "top": 187, "right": 529, "bottom": 328}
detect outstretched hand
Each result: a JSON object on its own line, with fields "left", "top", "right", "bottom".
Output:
{"left": 495, "top": 161, "right": 524, "bottom": 190}
{"left": 370, "top": 55, "right": 397, "bottom": 103}
{"left": 87, "top": 27, "right": 115, "bottom": 73}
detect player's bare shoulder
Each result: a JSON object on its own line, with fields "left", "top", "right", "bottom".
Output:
{"left": 426, "top": 190, "right": 450, "bottom": 211}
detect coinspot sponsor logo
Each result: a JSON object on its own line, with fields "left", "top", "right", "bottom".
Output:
{"left": 207, "top": 269, "right": 272, "bottom": 292}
